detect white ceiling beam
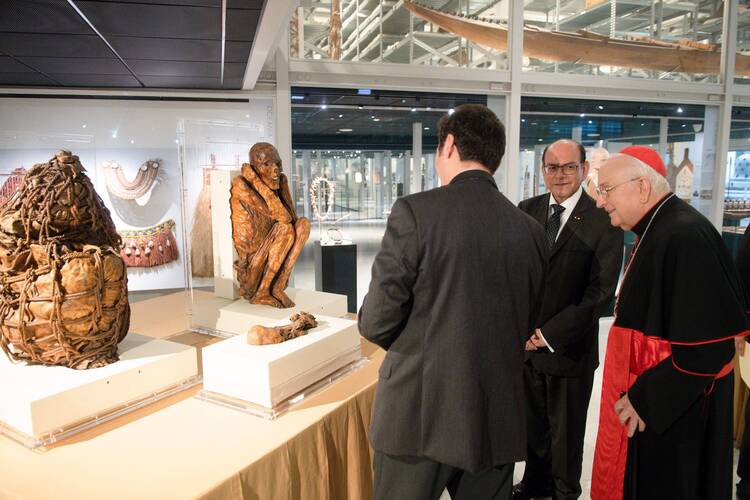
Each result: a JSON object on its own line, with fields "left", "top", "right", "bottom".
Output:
{"left": 242, "top": 0, "right": 299, "bottom": 90}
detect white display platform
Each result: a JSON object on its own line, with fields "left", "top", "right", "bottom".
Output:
{"left": 200, "top": 314, "right": 363, "bottom": 417}
{"left": 0, "top": 333, "right": 199, "bottom": 449}
{"left": 191, "top": 287, "right": 348, "bottom": 337}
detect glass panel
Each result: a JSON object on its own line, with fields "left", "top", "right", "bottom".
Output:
{"left": 723, "top": 106, "right": 750, "bottom": 254}
{"left": 290, "top": 87, "right": 495, "bottom": 307}
{"left": 735, "top": 7, "right": 750, "bottom": 84}
{"left": 291, "top": 1, "right": 508, "bottom": 69}
{"left": 518, "top": 97, "right": 717, "bottom": 221}
{"left": 523, "top": 0, "right": 722, "bottom": 82}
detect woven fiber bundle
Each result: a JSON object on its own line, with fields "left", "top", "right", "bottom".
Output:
{"left": 0, "top": 150, "right": 130, "bottom": 369}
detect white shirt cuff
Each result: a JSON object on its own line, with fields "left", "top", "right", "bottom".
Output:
{"left": 537, "top": 329, "right": 554, "bottom": 352}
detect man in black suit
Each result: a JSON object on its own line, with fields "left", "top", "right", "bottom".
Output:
{"left": 359, "top": 104, "right": 548, "bottom": 500}
{"left": 513, "top": 139, "right": 623, "bottom": 500}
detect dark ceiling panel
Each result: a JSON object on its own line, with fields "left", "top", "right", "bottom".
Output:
{"left": 108, "top": 36, "right": 220, "bottom": 61}
{"left": 50, "top": 73, "right": 141, "bottom": 86}
{"left": 0, "top": 56, "right": 36, "bottom": 73}
{"left": 0, "top": 34, "right": 112, "bottom": 58}
{"left": 0, "top": 0, "right": 92, "bottom": 35}
{"left": 227, "top": 0, "right": 264, "bottom": 9}
{"left": 76, "top": 1, "right": 221, "bottom": 39}
{"left": 0, "top": 72, "right": 57, "bottom": 85}
{"left": 139, "top": 75, "right": 225, "bottom": 88}
{"left": 226, "top": 8, "right": 260, "bottom": 42}
{"left": 128, "top": 60, "right": 245, "bottom": 79}
{"left": 0, "top": 0, "right": 265, "bottom": 89}
{"left": 17, "top": 57, "right": 130, "bottom": 75}
{"left": 225, "top": 41, "right": 252, "bottom": 63}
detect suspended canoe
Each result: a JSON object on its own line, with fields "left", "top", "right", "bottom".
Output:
{"left": 403, "top": 0, "right": 750, "bottom": 76}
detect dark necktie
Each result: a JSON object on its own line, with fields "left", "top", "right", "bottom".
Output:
{"left": 546, "top": 204, "right": 565, "bottom": 248}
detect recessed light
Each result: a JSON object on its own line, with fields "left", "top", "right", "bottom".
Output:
{"left": 597, "top": 105, "right": 604, "bottom": 110}
{"left": 448, "top": 108, "right": 455, "bottom": 115}
{"left": 339, "top": 128, "right": 353, "bottom": 132}
{"left": 521, "top": 118, "right": 526, "bottom": 122}
{"left": 424, "top": 127, "right": 429, "bottom": 130}
{"left": 579, "top": 113, "right": 585, "bottom": 118}
{"left": 588, "top": 120, "right": 593, "bottom": 124}
{"left": 677, "top": 107, "right": 684, "bottom": 113}
{"left": 321, "top": 104, "right": 328, "bottom": 110}
{"left": 82, "top": 124, "right": 87, "bottom": 129}
{"left": 338, "top": 114, "right": 343, "bottom": 118}
{"left": 411, "top": 108, "right": 417, "bottom": 112}
{"left": 373, "top": 118, "right": 380, "bottom": 122}
{"left": 130, "top": 140, "right": 135, "bottom": 144}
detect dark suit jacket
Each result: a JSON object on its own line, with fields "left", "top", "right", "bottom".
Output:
{"left": 518, "top": 191, "right": 623, "bottom": 377}
{"left": 359, "top": 170, "right": 548, "bottom": 474}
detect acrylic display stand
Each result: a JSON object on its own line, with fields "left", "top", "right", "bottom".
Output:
{"left": 0, "top": 333, "right": 199, "bottom": 449}
{"left": 198, "top": 315, "right": 365, "bottom": 419}
{"left": 190, "top": 288, "right": 348, "bottom": 338}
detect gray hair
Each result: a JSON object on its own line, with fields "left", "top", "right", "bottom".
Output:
{"left": 622, "top": 154, "right": 671, "bottom": 195}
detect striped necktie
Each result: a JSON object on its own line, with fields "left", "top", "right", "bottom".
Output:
{"left": 546, "top": 204, "right": 565, "bottom": 248}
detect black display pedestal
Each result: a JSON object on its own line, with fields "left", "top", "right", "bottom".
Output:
{"left": 314, "top": 241, "right": 357, "bottom": 313}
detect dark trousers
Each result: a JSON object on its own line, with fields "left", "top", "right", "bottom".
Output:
{"left": 521, "top": 363, "right": 594, "bottom": 500}
{"left": 373, "top": 451, "right": 513, "bottom": 500}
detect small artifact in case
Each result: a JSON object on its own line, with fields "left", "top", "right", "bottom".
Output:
{"left": 247, "top": 311, "right": 317, "bottom": 345}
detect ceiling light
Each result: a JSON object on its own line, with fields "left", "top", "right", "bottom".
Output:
{"left": 373, "top": 118, "right": 380, "bottom": 122}
{"left": 448, "top": 108, "right": 455, "bottom": 115}
{"left": 521, "top": 118, "right": 526, "bottom": 123}
{"left": 538, "top": 138, "right": 543, "bottom": 142}
{"left": 130, "top": 140, "right": 135, "bottom": 144}
{"left": 321, "top": 104, "right": 328, "bottom": 110}
{"left": 111, "top": 131, "right": 118, "bottom": 139}
{"left": 597, "top": 105, "right": 604, "bottom": 110}
{"left": 424, "top": 127, "right": 429, "bottom": 130}
{"left": 588, "top": 120, "right": 593, "bottom": 124}
{"left": 82, "top": 124, "right": 87, "bottom": 129}
{"left": 358, "top": 105, "right": 364, "bottom": 110}
{"left": 339, "top": 128, "right": 353, "bottom": 132}
{"left": 291, "top": 95, "right": 304, "bottom": 100}
{"left": 682, "top": 124, "right": 687, "bottom": 128}
{"left": 677, "top": 107, "right": 684, "bottom": 113}
{"left": 411, "top": 108, "right": 417, "bottom": 112}
{"left": 338, "top": 114, "right": 343, "bottom": 118}
{"left": 579, "top": 113, "right": 585, "bottom": 118}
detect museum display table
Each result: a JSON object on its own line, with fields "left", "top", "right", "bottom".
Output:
{"left": 0, "top": 291, "right": 382, "bottom": 500}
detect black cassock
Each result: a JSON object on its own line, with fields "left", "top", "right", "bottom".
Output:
{"left": 591, "top": 194, "right": 750, "bottom": 500}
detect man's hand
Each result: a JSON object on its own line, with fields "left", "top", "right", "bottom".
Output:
{"left": 736, "top": 336, "right": 746, "bottom": 357}
{"left": 614, "top": 394, "right": 646, "bottom": 437}
{"left": 525, "top": 329, "right": 547, "bottom": 351}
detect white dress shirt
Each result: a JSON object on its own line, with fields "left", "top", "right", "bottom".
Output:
{"left": 539, "top": 185, "right": 584, "bottom": 352}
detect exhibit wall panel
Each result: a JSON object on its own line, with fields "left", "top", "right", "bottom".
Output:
{"left": 0, "top": 96, "right": 274, "bottom": 292}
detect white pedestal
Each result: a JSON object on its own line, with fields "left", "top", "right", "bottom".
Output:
{"left": 191, "top": 287, "right": 348, "bottom": 337}
{"left": 201, "top": 315, "right": 361, "bottom": 410}
{"left": 0, "top": 334, "right": 199, "bottom": 448}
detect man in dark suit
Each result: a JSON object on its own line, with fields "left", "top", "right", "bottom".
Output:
{"left": 513, "top": 139, "right": 623, "bottom": 500}
{"left": 359, "top": 104, "right": 548, "bottom": 500}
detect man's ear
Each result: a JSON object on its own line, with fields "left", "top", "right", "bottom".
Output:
{"left": 444, "top": 133, "right": 456, "bottom": 159}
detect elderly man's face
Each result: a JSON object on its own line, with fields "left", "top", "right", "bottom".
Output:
{"left": 595, "top": 156, "right": 646, "bottom": 230}
{"left": 542, "top": 141, "right": 588, "bottom": 203}
{"left": 251, "top": 145, "right": 282, "bottom": 190}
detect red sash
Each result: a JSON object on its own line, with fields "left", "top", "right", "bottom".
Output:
{"left": 590, "top": 325, "right": 735, "bottom": 500}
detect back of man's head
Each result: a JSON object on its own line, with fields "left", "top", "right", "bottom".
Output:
{"left": 437, "top": 104, "right": 505, "bottom": 173}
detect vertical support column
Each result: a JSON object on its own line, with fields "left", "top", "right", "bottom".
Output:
{"left": 504, "top": 0, "right": 524, "bottom": 204}
{"left": 385, "top": 150, "right": 393, "bottom": 208}
{"left": 571, "top": 126, "right": 582, "bottom": 143}
{"left": 426, "top": 153, "right": 436, "bottom": 189}
{"left": 412, "top": 122, "right": 422, "bottom": 194}
{"left": 403, "top": 150, "right": 411, "bottom": 196}
{"left": 487, "top": 95, "right": 507, "bottom": 193}
{"left": 712, "top": 0, "right": 738, "bottom": 229}
{"left": 375, "top": 152, "right": 384, "bottom": 218}
{"left": 302, "top": 150, "right": 312, "bottom": 218}
{"left": 658, "top": 117, "right": 668, "bottom": 158}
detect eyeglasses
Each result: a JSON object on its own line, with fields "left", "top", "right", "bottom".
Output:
{"left": 595, "top": 177, "right": 641, "bottom": 199}
{"left": 542, "top": 162, "right": 581, "bottom": 175}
